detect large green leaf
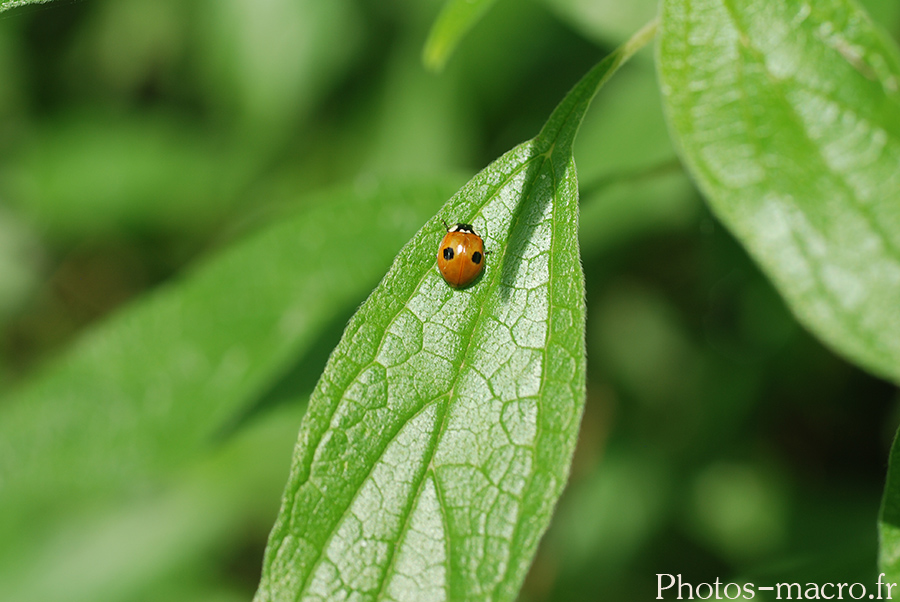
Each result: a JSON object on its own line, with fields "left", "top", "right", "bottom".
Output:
{"left": 0, "top": 177, "right": 460, "bottom": 578}
{"left": 658, "top": 0, "right": 900, "bottom": 384}
{"left": 254, "top": 23, "right": 656, "bottom": 602}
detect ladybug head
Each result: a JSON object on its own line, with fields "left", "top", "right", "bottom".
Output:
{"left": 449, "top": 223, "right": 475, "bottom": 234}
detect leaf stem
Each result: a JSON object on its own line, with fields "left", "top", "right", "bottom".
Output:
{"left": 622, "top": 17, "right": 659, "bottom": 62}
{"left": 537, "top": 17, "right": 660, "bottom": 155}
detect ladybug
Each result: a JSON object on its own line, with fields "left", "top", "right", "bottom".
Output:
{"left": 437, "top": 221, "right": 486, "bottom": 288}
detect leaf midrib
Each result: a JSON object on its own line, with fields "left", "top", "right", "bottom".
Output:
{"left": 291, "top": 148, "right": 551, "bottom": 602}
{"left": 379, "top": 149, "right": 557, "bottom": 601}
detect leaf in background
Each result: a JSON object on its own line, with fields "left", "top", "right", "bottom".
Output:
{"left": 422, "top": 0, "right": 500, "bottom": 71}
{"left": 3, "top": 400, "right": 305, "bottom": 602}
{"left": 197, "top": 0, "right": 359, "bottom": 143}
{"left": 579, "top": 167, "right": 698, "bottom": 258}
{"left": 545, "top": 446, "right": 672, "bottom": 580}
{"left": 657, "top": 0, "right": 900, "bottom": 384}
{"left": 6, "top": 113, "right": 248, "bottom": 239}
{"left": 881, "top": 432, "right": 900, "bottom": 581}
{"left": 254, "top": 23, "right": 656, "bottom": 602}
{"left": 857, "top": 0, "right": 900, "bottom": 29}
{"left": 0, "top": 207, "right": 42, "bottom": 323}
{"left": 0, "top": 176, "right": 461, "bottom": 570}
{"left": 540, "top": 0, "right": 659, "bottom": 47}
{"left": 361, "top": 36, "right": 475, "bottom": 175}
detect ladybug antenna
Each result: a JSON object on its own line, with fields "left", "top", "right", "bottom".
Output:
{"left": 441, "top": 219, "right": 450, "bottom": 231}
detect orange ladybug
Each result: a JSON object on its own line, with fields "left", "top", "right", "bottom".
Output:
{"left": 437, "top": 221, "right": 486, "bottom": 288}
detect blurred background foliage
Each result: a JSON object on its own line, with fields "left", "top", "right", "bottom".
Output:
{"left": 0, "top": 0, "right": 898, "bottom": 600}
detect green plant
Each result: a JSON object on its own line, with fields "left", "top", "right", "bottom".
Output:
{"left": 0, "top": 0, "right": 898, "bottom": 601}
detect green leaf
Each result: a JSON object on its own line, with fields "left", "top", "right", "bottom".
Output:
{"left": 658, "top": 0, "right": 900, "bottom": 384}
{"left": 0, "top": 207, "right": 41, "bottom": 323}
{"left": 3, "top": 400, "right": 305, "bottom": 602}
{"left": 0, "top": 0, "right": 51, "bottom": 12}
{"left": 196, "top": 0, "right": 358, "bottom": 141}
{"left": 540, "top": 0, "right": 659, "bottom": 47}
{"left": 0, "top": 177, "right": 460, "bottom": 564}
{"left": 422, "top": 0, "right": 500, "bottom": 72}
{"left": 254, "top": 22, "right": 656, "bottom": 602}
{"left": 881, "top": 431, "right": 900, "bottom": 581}
{"left": 857, "top": 0, "right": 900, "bottom": 29}
{"left": 7, "top": 113, "right": 248, "bottom": 238}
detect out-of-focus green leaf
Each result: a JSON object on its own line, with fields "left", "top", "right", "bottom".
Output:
{"left": 688, "top": 462, "right": 788, "bottom": 563}
{"left": 438, "top": 0, "right": 586, "bottom": 135}
{"left": 197, "top": 0, "right": 358, "bottom": 142}
{"left": 423, "top": 0, "right": 500, "bottom": 71}
{"left": 658, "top": 0, "right": 900, "bottom": 384}
{"left": 254, "top": 23, "right": 657, "bottom": 602}
{"left": 858, "top": 0, "right": 900, "bottom": 30}
{"left": 66, "top": 0, "right": 187, "bottom": 99}
{"left": 541, "top": 0, "right": 658, "bottom": 47}
{"left": 362, "top": 39, "right": 475, "bottom": 175}
{"left": 0, "top": 21, "right": 22, "bottom": 117}
{"left": 593, "top": 284, "right": 700, "bottom": 410}
{"left": 547, "top": 447, "right": 672, "bottom": 578}
{"left": 4, "top": 113, "right": 248, "bottom": 238}
{"left": 883, "top": 429, "right": 900, "bottom": 581}
{"left": 0, "top": 176, "right": 461, "bottom": 567}
{"left": 579, "top": 167, "right": 698, "bottom": 258}
{"left": 0, "top": 207, "right": 42, "bottom": 321}
{"left": 3, "top": 400, "right": 304, "bottom": 602}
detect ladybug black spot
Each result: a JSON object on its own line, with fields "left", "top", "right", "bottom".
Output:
{"left": 443, "top": 247, "right": 454, "bottom": 260}
{"left": 471, "top": 251, "right": 482, "bottom": 265}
